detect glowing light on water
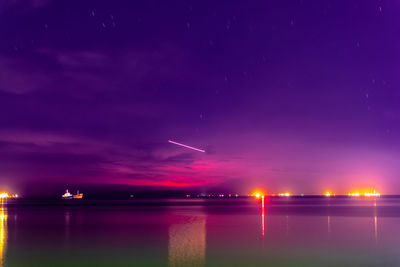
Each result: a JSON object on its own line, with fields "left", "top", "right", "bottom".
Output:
{"left": 278, "top": 193, "right": 291, "bottom": 197}
{"left": 261, "top": 197, "right": 265, "bottom": 241}
{"left": 374, "top": 216, "right": 378, "bottom": 242}
{"left": 168, "top": 214, "right": 206, "bottom": 267}
{"left": 0, "top": 198, "right": 7, "bottom": 267}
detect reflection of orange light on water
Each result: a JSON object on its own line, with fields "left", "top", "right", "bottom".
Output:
{"left": 0, "top": 199, "right": 7, "bottom": 267}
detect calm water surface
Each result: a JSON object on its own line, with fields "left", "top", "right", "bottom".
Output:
{"left": 1, "top": 197, "right": 400, "bottom": 267}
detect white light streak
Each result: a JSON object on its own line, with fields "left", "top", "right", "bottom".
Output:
{"left": 168, "top": 140, "right": 205, "bottom": 153}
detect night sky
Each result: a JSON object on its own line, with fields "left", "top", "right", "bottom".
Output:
{"left": 1, "top": 0, "right": 400, "bottom": 196}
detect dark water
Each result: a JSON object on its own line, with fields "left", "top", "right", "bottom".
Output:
{"left": 1, "top": 197, "right": 400, "bottom": 267}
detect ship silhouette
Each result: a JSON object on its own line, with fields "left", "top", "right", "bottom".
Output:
{"left": 62, "top": 189, "right": 83, "bottom": 199}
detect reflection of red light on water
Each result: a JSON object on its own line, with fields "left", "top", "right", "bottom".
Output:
{"left": 261, "top": 197, "right": 265, "bottom": 241}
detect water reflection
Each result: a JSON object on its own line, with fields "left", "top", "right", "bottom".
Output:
{"left": 286, "top": 215, "right": 289, "bottom": 236}
{"left": 0, "top": 199, "right": 7, "bottom": 267}
{"left": 373, "top": 200, "right": 378, "bottom": 243}
{"left": 261, "top": 197, "right": 265, "bottom": 241}
{"left": 256, "top": 198, "right": 382, "bottom": 246}
{"left": 168, "top": 212, "right": 206, "bottom": 267}
{"left": 374, "top": 216, "right": 378, "bottom": 243}
{"left": 327, "top": 215, "right": 331, "bottom": 240}
{"left": 64, "top": 211, "right": 70, "bottom": 241}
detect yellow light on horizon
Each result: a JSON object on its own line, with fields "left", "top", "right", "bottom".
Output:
{"left": 251, "top": 190, "right": 265, "bottom": 198}
{"left": 0, "top": 193, "right": 8, "bottom": 199}
{"left": 348, "top": 189, "right": 381, "bottom": 197}
{"left": 364, "top": 190, "right": 381, "bottom": 197}
{"left": 279, "top": 192, "right": 291, "bottom": 197}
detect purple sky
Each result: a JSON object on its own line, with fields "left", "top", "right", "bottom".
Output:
{"left": 1, "top": 0, "right": 400, "bottom": 196}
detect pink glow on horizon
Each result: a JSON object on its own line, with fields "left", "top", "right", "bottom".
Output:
{"left": 189, "top": 161, "right": 217, "bottom": 171}
{"left": 109, "top": 178, "right": 211, "bottom": 187}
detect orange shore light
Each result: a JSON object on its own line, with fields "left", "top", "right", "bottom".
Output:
{"left": 251, "top": 190, "right": 266, "bottom": 198}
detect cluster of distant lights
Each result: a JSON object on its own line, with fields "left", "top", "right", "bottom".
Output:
{"left": 252, "top": 192, "right": 292, "bottom": 198}
{"left": 0, "top": 192, "right": 19, "bottom": 199}
{"left": 251, "top": 189, "right": 381, "bottom": 198}
{"left": 348, "top": 190, "right": 380, "bottom": 197}
{"left": 186, "top": 190, "right": 381, "bottom": 199}
{"left": 186, "top": 194, "right": 240, "bottom": 198}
